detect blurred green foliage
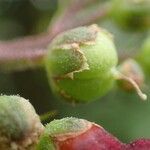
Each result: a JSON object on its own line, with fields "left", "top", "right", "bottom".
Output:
{"left": 0, "top": 0, "right": 57, "bottom": 39}
{"left": 0, "top": 0, "right": 150, "bottom": 144}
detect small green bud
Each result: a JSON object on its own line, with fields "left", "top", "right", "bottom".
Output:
{"left": 0, "top": 95, "right": 44, "bottom": 150}
{"left": 111, "top": 0, "right": 150, "bottom": 31}
{"left": 138, "top": 36, "right": 150, "bottom": 75}
{"left": 45, "top": 24, "right": 118, "bottom": 103}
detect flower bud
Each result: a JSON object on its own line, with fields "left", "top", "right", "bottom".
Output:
{"left": 111, "top": 0, "right": 150, "bottom": 30}
{"left": 37, "top": 117, "right": 123, "bottom": 150}
{"left": 0, "top": 95, "right": 44, "bottom": 150}
{"left": 45, "top": 24, "right": 118, "bottom": 103}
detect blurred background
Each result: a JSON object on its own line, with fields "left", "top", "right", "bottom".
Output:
{"left": 0, "top": 0, "right": 150, "bottom": 144}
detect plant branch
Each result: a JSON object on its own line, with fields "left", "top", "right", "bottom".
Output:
{"left": 50, "top": 1, "right": 111, "bottom": 35}
{"left": 47, "top": 0, "right": 96, "bottom": 34}
{"left": 0, "top": 1, "right": 111, "bottom": 72}
{"left": 69, "top": 2, "right": 111, "bottom": 28}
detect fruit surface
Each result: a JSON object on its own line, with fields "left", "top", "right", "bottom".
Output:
{"left": 45, "top": 25, "right": 118, "bottom": 103}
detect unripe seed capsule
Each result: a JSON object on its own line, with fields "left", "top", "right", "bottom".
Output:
{"left": 45, "top": 24, "right": 118, "bottom": 103}
{"left": 0, "top": 95, "right": 44, "bottom": 150}
{"left": 45, "top": 24, "right": 147, "bottom": 102}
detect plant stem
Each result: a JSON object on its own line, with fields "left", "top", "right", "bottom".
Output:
{"left": 0, "top": 1, "right": 111, "bottom": 72}
{"left": 50, "top": 1, "right": 111, "bottom": 35}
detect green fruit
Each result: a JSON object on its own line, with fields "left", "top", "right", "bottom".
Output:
{"left": 45, "top": 24, "right": 118, "bottom": 103}
{"left": 0, "top": 95, "right": 44, "bottom": 150}
{"left": 112, "top": 0, "right": 150, "bottom": 31}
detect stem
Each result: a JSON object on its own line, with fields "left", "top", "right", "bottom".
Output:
{"left": 0, "top": 33, "right": 51, "bottom": 71}
{"left": 113, "top": 69, "right": 147, "bottom": 101}
{"left": 0, "top": 48, "right": 46, "bottom": 72}
{"left": 50, "top": 1, "right": 111, "bottom": 35}
{"left": 51, "top": 0, "right": 96, "bottom": 27}
{"left": 74, "top": 2, "right": 111, "bottom": 26}
{"left": 0, "top": 1, "right": 111, "bottom": 72}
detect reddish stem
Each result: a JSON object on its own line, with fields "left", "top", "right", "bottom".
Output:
{"left": 0, "top": 1, "right": 111, "bottom": 71}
